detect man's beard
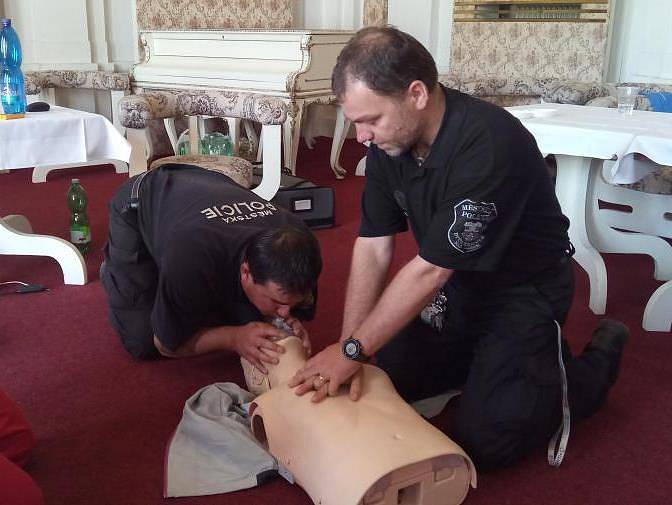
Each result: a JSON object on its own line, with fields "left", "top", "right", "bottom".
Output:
{"left": 382, "top": 145, "right": 405, "bottom": 157}
{"left": 382, "top": 126, "right": 421, "bottom": 158}
{"left": 379, "top": 137, "right": 415, "bottom": 158}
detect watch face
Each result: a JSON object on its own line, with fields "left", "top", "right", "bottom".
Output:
{"left": 345, "top": 341, "right": 358, "bottom": 358}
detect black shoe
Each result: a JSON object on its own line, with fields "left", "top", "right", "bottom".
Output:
{"left": 584, "top": 319, "right": 629, "bottom": 384}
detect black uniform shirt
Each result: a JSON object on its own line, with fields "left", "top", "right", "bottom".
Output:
{"left": 137, "top": 164, "right": 307, "bottom": 351}
{"left": 360, "top": 86, "right": 570, "bottom": 287}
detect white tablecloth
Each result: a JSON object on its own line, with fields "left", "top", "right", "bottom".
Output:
{"left": 507, "top": 104, "right": 672, "bottom": 184}
{"left": 0, "top": 106, "right": 131, "bottom": 170}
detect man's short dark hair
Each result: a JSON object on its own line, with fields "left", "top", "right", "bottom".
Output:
{"left": 332, "top": 26, "right": 438, "bottom": 99}
{"left": 243, "top": 224, "right": 322, "bottom": 300}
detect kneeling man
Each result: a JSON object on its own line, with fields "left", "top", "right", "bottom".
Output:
{"left": 101, "top": 163, "right": 321, "bottom": 371}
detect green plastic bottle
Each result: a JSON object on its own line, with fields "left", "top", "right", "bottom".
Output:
{"left": 67, "top": 179, "right": 91, "bottom": 254}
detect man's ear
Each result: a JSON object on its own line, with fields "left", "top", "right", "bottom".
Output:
{"left": 407, "top": 80, "right": 430, "bottom": 110}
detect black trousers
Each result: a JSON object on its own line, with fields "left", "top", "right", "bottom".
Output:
{"left": 100, "top": 175, "right": 159, "bottom": 359}
{"left": 376, "top": 259, "right": 615, "bottom": 471}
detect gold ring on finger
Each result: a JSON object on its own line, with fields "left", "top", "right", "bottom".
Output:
{"left": 313, "top": 374, "right": 327, "bottom": 388}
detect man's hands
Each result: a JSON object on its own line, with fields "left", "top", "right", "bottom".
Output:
{"left": 288, "top": 343, "right": 364, "bottom": 402}
{"left": 232, "top": 322, "right": 288, "bottom": 373}
{"left": 233, "top": 319, "right": 312, "bottom": 373}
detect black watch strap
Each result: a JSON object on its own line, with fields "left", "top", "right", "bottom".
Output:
{"left": 342, "top": 337, "right": 369, "bottom": 362}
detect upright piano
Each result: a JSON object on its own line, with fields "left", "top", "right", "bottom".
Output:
{"left": 132, "top": 29, "right": 355, "bottom": 175}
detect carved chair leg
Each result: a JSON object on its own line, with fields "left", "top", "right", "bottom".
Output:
{"left": 127, "top": 128, "right": 150, "bottom": 177}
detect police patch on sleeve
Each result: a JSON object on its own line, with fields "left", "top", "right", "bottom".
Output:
{"left": 448, "top": 199, "right": 497, "bottom": 253}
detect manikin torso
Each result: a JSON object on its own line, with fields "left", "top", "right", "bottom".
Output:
{"left": 242, "top": 337, "right": 476, "bottom": 505}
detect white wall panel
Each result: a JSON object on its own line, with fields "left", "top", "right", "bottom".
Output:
{"left": 4, "top": 0, "right": 95, "bottom": 70}
{"left": 388, "top": 0, "right": 454, "bottom": 74}
{"left": 292, "top": 0, "right": 364, "bottom": 138}
{"left": 608, "top": 0, "right": 672, "bottom": 84}
{"left": 292, "top": 0, "right": 363, "bottom": 30}
{"left": 104, "top": 0, "right": 138, "bottom": 71}
{"left": 87, "top": 0, "right": 110, "bottom": 69}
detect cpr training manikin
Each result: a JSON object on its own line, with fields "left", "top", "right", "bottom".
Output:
{"left": 241, "top": 332, "right": 477, "bottom": 505}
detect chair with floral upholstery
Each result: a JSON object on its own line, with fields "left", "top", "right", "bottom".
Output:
{"left": 119, "top": 89, "right": 288, "bottom": 201}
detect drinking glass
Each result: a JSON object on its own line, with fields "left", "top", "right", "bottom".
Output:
{"left": 617, "top": 86, "right": 640, "bottom": 115}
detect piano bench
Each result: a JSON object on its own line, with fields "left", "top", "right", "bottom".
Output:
{"left": 149, "top": 155, "right": 253, "bottom": 189}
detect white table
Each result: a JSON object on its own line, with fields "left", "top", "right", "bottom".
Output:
{"left": 508, "top": 104, "right": 672, "bottom": 331}
{"left": 0, "top": 106, "right": 131, "bottom": 285}
{"left": 0, "top": 106, "right": 131, "bottom": 182}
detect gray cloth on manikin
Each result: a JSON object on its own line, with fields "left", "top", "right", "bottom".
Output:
{"left": 164, "top": 382, "right": 277, "bottom": 498}
{"left": 411, "top": 389, "right": 462, "bottom": 419}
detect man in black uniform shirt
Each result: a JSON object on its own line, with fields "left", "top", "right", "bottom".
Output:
{"left": 101, "top": 164, "right": 322, "bottom": 372}
{"left": 290, "top": 26, "right": 628, "bottom": 470}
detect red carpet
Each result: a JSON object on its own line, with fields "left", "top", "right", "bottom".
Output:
{"left": 1, "top": 138, "right": 671, "bottom": 505}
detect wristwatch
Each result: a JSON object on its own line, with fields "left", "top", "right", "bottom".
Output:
{"left": 342, "top": 337, "right": 369, "bottom": 362}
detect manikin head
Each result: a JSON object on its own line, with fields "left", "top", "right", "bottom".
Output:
{"left": 332, "top": 26, "right": 440, "bottom": 157}
{"left": 240, "top": 224, "right": 322, "bottom": 320}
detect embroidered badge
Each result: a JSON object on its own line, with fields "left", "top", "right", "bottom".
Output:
{"left": 448, "top": 199, "right": 497, "bottom": 253}
{"left": 420, "top": 288, "right": 448, "bottom": 331}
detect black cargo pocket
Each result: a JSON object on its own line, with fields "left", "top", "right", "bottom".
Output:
{"left": 104, "top": 244, "right": 157, "bottom": 308}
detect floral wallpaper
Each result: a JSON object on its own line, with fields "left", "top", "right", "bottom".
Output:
{"left": 363, "top": 0, "right": 388, "bottom": 26}
{"left": 136, "top": 0, "right": 292, "bottom": 31}
{"left": 451, "top": 22, "right": 608, "bottom": 81}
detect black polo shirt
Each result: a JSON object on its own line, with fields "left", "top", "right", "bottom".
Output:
{"left": 360, "top": 86, "right": 570, "bottom": 287}
{"left": 137, "top": 164, "right": 309, "bottom": 351}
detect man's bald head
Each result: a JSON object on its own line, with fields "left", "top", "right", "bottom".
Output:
{"left": 332, "top": 26, "right": 438, "bottom": 100}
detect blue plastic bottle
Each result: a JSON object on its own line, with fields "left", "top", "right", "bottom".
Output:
{"left": 0, "top": 18, "right": 26, "bottom": 119}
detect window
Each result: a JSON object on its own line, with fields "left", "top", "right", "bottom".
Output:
{"left": 454, "top": 1, "right": 609, "bottom": 23}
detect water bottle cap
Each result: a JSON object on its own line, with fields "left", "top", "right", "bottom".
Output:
{"left": 1, "top": 19, "right": 10, "bottom": 28}
{"left": 72, "top": 178, "right": 80, "bottom": 183}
